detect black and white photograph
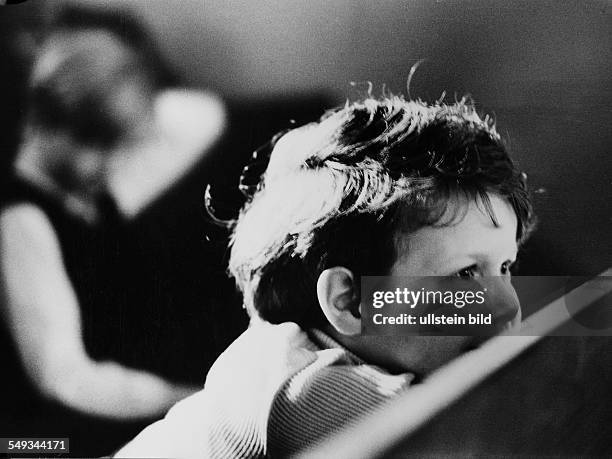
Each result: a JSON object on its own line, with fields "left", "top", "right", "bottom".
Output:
{"left": 0, "top": 1, "right": 611, "bottom": 457}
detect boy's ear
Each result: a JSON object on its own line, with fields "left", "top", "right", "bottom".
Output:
{"left": 316, "top": 267, "right": 361, "bottom": 336}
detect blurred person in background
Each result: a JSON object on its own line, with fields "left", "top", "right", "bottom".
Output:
{"left": 0, "top": 5, "right": 226, "bottom": 452}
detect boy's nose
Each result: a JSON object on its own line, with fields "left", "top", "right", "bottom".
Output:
{"left": 483, "top": 277, "right": 521, "bottom": 331}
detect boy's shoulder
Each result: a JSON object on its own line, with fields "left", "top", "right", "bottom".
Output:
{"left": 116, "top": 322, "right": 414, "bottom": 458}
{"left": 206, "top": 321, "right": 318, "bottom": 393}
{"left": 266, "top": 329, "right": 414, "bottom": 456}
{"left": 205, "top": 322, "right": 414, "bottom": 457}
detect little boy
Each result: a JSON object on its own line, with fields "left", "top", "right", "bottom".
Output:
{"left": 116, "top": 95, "right": 535, "bottom": 458}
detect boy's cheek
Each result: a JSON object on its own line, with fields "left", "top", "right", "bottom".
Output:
{"left": 412, "top": 278, "right": 521, "bottom": 336}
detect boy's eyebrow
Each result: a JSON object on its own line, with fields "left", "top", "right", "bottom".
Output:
{"left": 440, "top": 248, "right": 518, "bottom": 268}
{"left": 472, "top": 249, "right": 518, "bottom": 261}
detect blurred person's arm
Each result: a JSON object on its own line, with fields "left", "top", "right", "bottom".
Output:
{"left": 0, "top": 204, "right": 197, "bottom": 419}
{"left": 109, "top": 89, "right": 226, "bottom": 219}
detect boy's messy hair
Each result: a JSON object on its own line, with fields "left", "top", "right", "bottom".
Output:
{"left": 228, "top": 95, "right": 535, "bottom": 326}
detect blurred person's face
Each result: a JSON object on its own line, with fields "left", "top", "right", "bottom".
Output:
{"left": 42, "top": 129, "right": 110, "bottom": 198}
{"left": 33, "top": 28, "right": 155, "bottom": 198}
{"left": 106, "top": 75, "right": 155, "bottom": 145}
{"left": 322, "top": 193, "right": 520, "bottom": 375}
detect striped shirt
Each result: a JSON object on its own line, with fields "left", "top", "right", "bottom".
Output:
{"left": 206, "top": 322, "right": 415, "bottom": 458}
{"left": 115, "top": 322, "right": 414, "bottom": 458}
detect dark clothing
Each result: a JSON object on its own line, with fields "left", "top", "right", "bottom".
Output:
{"left": 0, "top": 176, "right": 154, "bottom": 455}
{"left": 0, "top": 174, "right": 247, "bottom": 456}
{"left": 0, "top": 176, "right": 151, "bottom": 362}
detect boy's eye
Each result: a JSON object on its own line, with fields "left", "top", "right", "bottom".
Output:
{"left": 454, "top": 265, "right": 478, "bottom": 279}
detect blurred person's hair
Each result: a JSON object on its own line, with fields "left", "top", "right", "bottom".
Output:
{"left": 227, "top": 95, "right": 536, "bottom": 327}
{"left": 53, "top": 6, "right": 177, "bottom": 88}
{"left": 25, "top": 5, "right": 175, "bottom": 149}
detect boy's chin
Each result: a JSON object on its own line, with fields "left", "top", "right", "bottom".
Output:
{"left": 395, "top": 335, "right": 478, "bottom": 376}
{"left": 343, "top": 334, "right": 477, "bottom": 377}
{"left": 353, "top": 314, "right": 522, "bottom": 375}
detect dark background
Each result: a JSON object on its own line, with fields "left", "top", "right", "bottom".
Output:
{"left": 3, "top": 0, "right": 610, "bottom": 276}
{"left": 0, "top": 0, "right": 610, "bottom": 456}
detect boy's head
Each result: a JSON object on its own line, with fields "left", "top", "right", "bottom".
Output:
{"left": 229, "top": 95, "right": 535, "bottom": 372}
